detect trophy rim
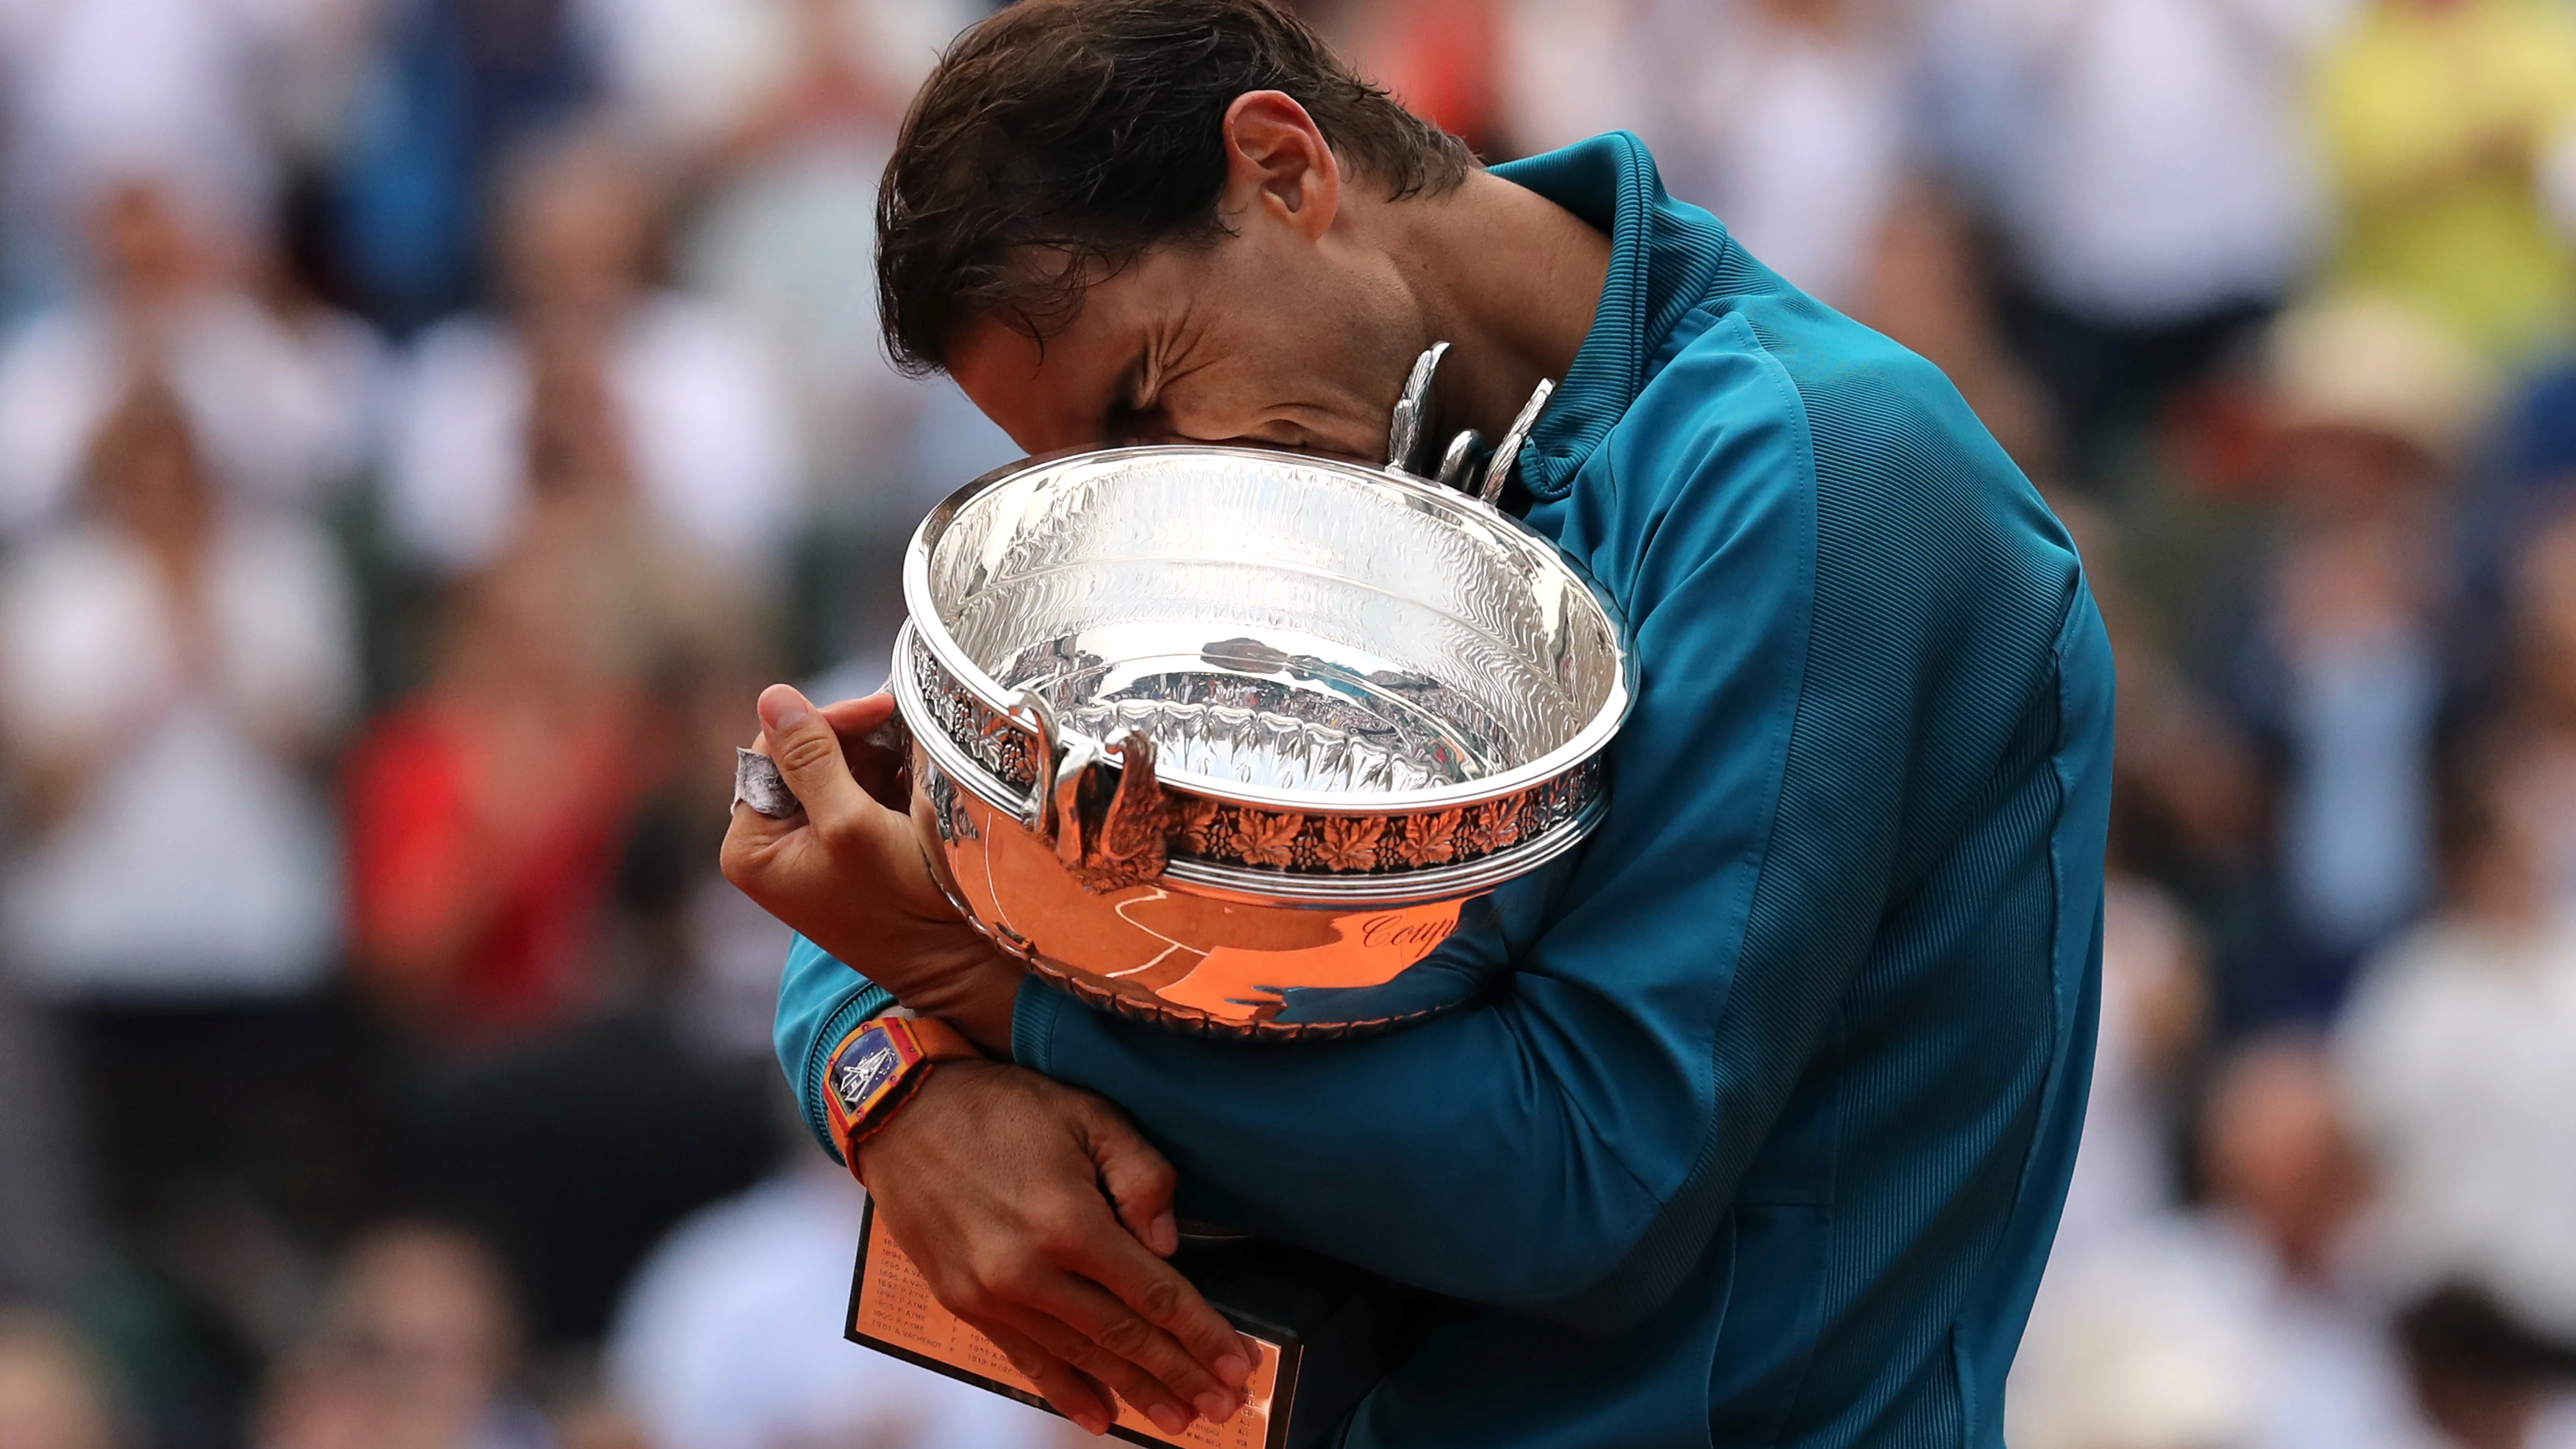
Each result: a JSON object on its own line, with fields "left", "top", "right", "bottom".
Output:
{"left": 899, "top": 443, "right": 1637, "bottom": 818}
{"left": 894, "top": 630, "right": 1612, "bottom": 905}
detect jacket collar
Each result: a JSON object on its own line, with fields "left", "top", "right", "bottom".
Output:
{"left": 1489, "top": 132, "right": 1738, "bottom": 500}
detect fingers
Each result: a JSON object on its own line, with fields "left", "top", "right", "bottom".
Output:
{"left": 817, "top": 693, "right": 898, "bottom": 735}
{"left": 978, "top": 1320, "right": 1116, "bottom": 1436}
{"left": 1087, "top": 1104, "right": 1182, "bottom": 1257}
{"left": 725, "top": 689, "right": 914, "bottom": 872}
{"left": 751, "top": 684, "right": 927, "bottom": 881}
{"left": 718, "top": 776, "right": 804, "bottom": 872}
{"left": 860, "top": 1067, "right": 1256, "bottom": 1435}
{"left": 724, "top": 685, "right": 907, "bottom": 912}
{"left": 1074, "top": 1226, "right": 1256, "bottom": 1397}
{"left": 935, "top": 1182, "right": 1239, "bottom": 1431}
{"left": 755, "top": 684, "right": 878, "bottom": 826}
{"left": 1027, "top": 1266, "right": 1250, "bottom": 1429}
{"left": 1079, "top": 1103, "right": 1253, "bottom": 1387}
{"left": 998, "top": 1297, "right": 1205, "bottom": 1438}
{"left": 818, "top": 693, "right": 911, "bottom": 812}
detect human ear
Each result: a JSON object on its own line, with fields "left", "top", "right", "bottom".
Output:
{"left": 1218, "top": 90, "right": 1340, "bottom": 241}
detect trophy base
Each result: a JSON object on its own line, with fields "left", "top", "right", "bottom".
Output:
{"left": 846, "top": 1199, "right": 1417, "bottom": 1448}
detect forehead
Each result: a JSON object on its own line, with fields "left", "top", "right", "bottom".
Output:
{"left": 946, "top": 248, "right": 1208, "bottom": 453}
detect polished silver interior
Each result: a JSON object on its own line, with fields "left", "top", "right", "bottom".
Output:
{"left": 908, "top": 447, "right": 1627, "bottom": 800}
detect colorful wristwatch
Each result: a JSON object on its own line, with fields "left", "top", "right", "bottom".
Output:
{"left": 823, "top": 1013, "right": 983, "bottom": 1176}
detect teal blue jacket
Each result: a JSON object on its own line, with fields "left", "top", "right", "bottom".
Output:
{"left": 776, "top": 133, "right": 2112, "bottom": 1448}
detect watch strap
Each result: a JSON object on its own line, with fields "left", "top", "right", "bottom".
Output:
{"left": 823, "top": 1015, "right": 982, "bottom": 1175}
{"left": 891, "top": 1013, "right": 981, "bottom": 1063}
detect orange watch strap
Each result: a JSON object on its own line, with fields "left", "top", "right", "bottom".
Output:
{"left": 898, "top": 1014, "right": 982, "bottom": 1063}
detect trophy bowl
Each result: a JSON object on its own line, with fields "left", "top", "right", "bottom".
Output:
{"left": 888, "top": 443, "right": 1633, "bottom": 1039}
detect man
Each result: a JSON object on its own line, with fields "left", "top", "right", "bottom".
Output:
{"left": 723, "top": 1, "right": 2114, "bottom": 1443}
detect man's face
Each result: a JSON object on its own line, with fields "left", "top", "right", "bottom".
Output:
{"left": 948, "top": 216, "right": 1425, "bottom": 464}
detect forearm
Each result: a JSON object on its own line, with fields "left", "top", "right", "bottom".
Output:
{"left": 1010, "top": 966, "right": 1701, "bottom": 1320}
{"left": 783, "top": 922, "right": 1701, "bottom": 1317}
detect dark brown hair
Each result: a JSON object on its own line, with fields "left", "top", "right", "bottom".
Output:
{"left": 875, "top": 0, "right": 1474, "bottom": 374}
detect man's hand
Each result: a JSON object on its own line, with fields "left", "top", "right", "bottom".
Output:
{"left": 863, "top": 1060, "right": 1256, "bottom": 1437}
{"left": 720, "top": 684, "right": 1023, "bottom": 1049}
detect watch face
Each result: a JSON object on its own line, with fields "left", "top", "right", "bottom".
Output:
{"left": 832, "top": 1035, "right": 905, "bottom": 1119}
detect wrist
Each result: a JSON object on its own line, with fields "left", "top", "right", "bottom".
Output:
{"left": 901, "top": 973, "right": 1020, "bottom": 1058}
{"left": 845, "top": 940, "right": 1022, "bottom": 1058}
{"left": 803, "top": 927, "right": 1001, "bottom": 996}
{"left": 823, "top": 1014, "right": 986, "bottom": 1179}
{"left": 851, "top": 1056, "right": 1002, "bottom": 1182}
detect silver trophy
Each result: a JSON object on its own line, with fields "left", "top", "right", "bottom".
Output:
{"left": 876, "top": 346, "right": 1634, "bottom": 1039}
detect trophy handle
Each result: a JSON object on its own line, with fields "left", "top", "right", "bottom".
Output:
{"left": 1012, "top": 691, "right": 1174, "bottom": 893}
{"left": 1477, "top": 377, "right": 1554, "bottom": 506}
{"left": 1385, "top": 341, "right": 1449, "bottom": 475}
{"left": 1384, "top": 342, "right": 1555, "bottom": 510}
{"left": 1009, "top": 689, "right": 1063, "bottom": 838}
{"left": 1435, "top": 428, "right": 1488, "bottom": 492}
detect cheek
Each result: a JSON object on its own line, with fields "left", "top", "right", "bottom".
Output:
{"left": 1158, "top": 294, "right": 1407, "bottom": 456}
{"left": 1160, "top": 363, "right": 1304, "bottom": 446}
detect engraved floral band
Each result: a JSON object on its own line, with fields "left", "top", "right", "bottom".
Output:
{"left": 905, "top": 631, "right": 1601, "bottom": 878}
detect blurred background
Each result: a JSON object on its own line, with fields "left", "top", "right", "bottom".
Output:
{"left": 0, "top": 0, "right": 2570, "bottom": 1447}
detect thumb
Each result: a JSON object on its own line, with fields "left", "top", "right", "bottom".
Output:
{"left": 756, "top": 683, "right": 875, "bottom": 832}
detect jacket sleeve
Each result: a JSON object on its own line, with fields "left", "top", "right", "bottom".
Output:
{"left": 775, "top": 933, "right": 894, "bottom": 1166}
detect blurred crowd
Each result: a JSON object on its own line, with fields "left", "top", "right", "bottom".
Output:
{"left": 0, "top": 0, "right": 2570, "bottom": 1447}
